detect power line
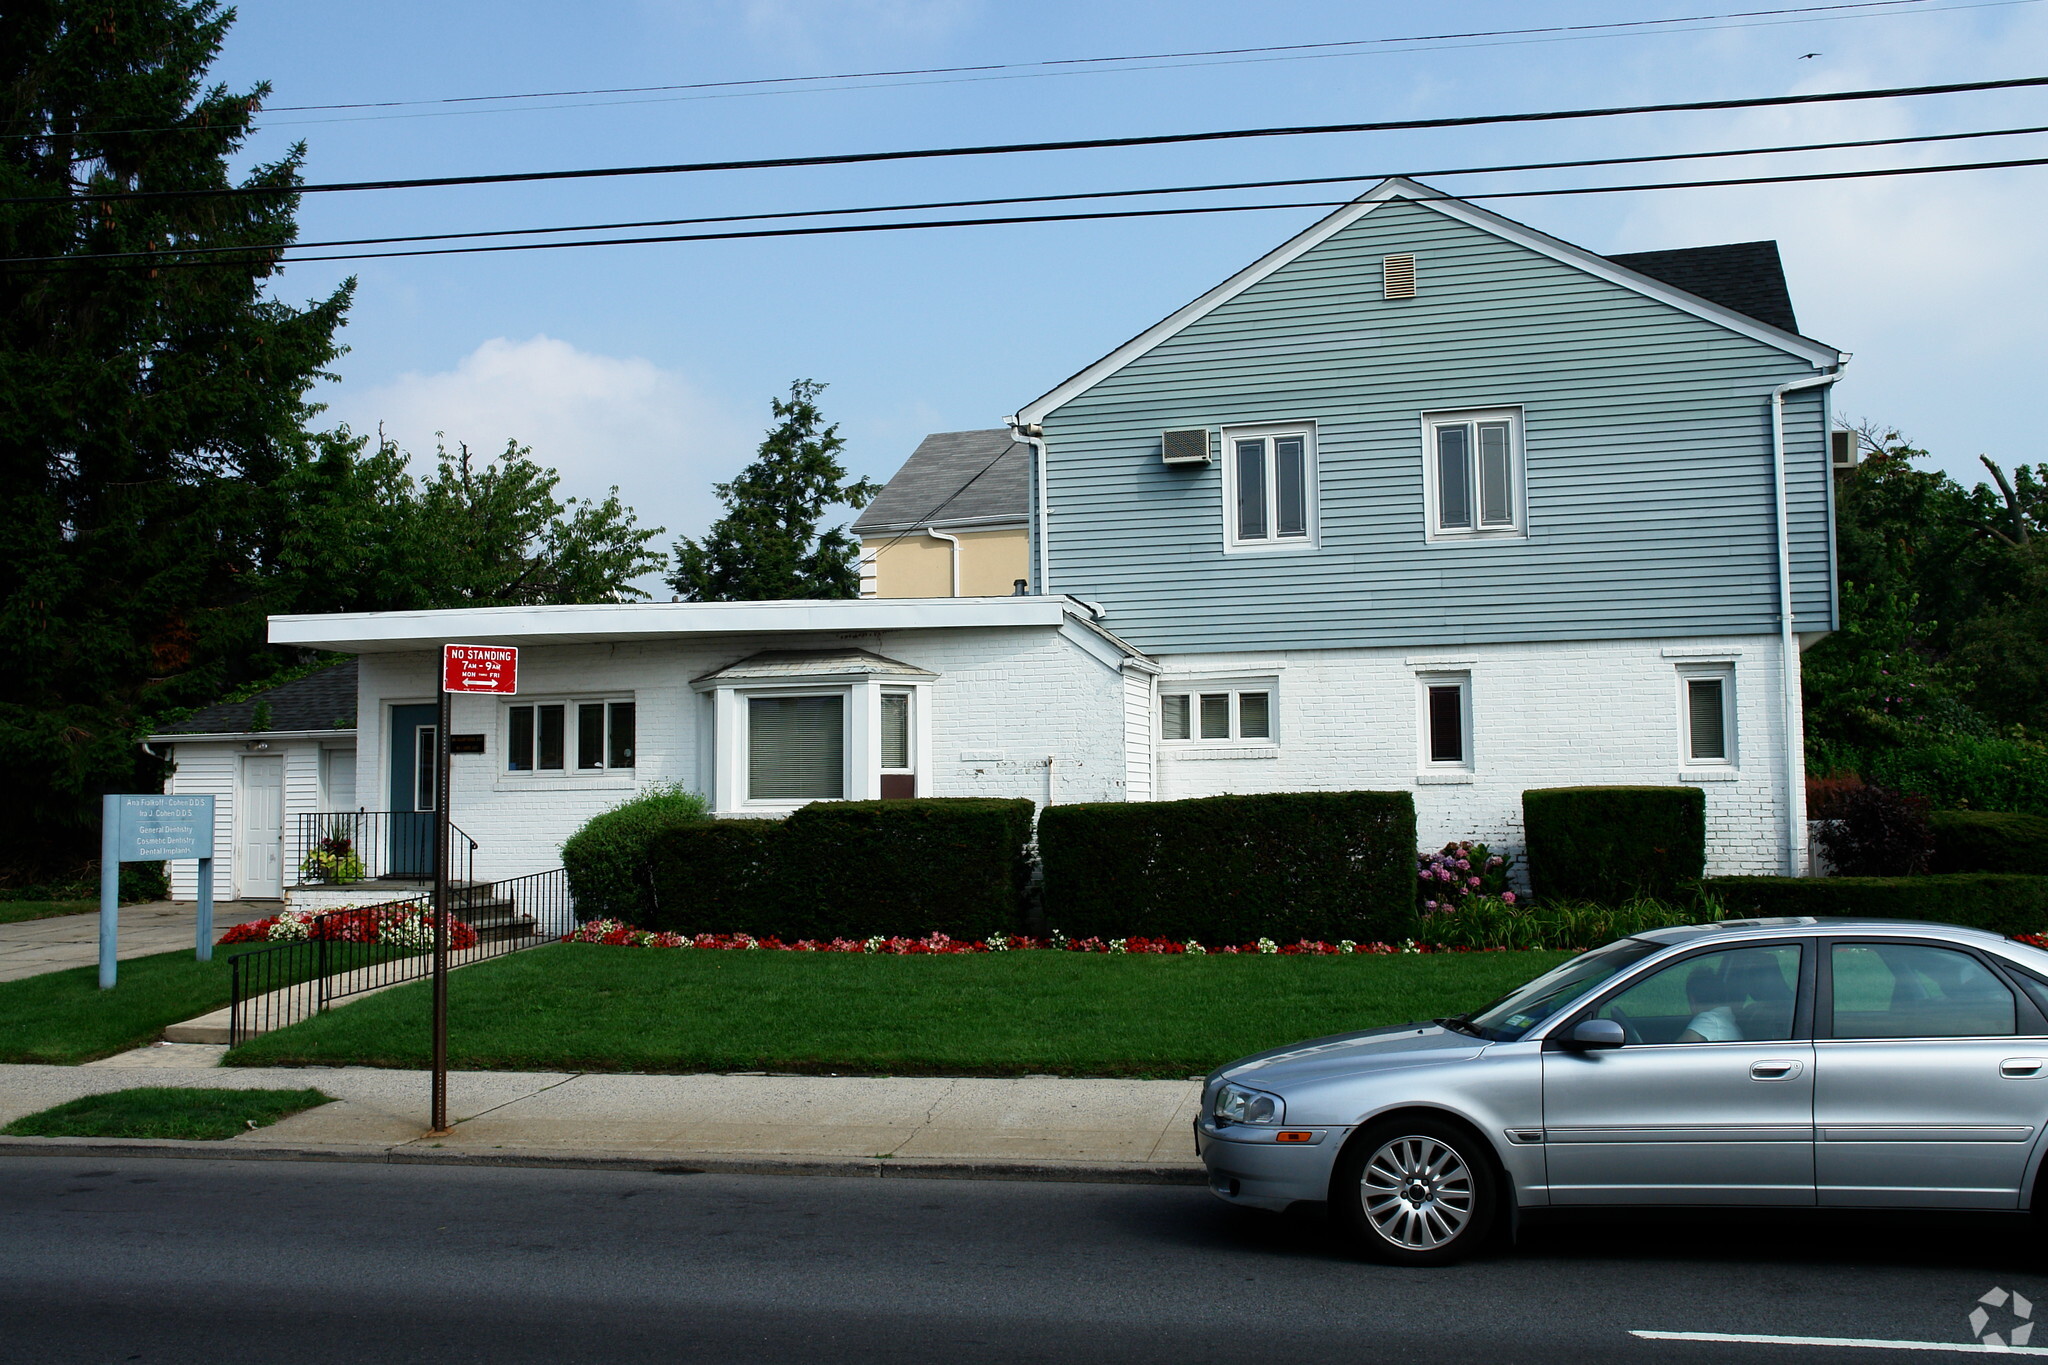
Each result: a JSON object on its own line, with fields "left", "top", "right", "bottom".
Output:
{"left": 258, "top": 0, "right": 1975, "bottom": 112}
{"left": 20, "top": 121, "right": 2048, "bottom": 265}
{"left": 15, "top": 72, "right": 2047, "bottom": 207}
{"left": 15, "top": 154, "right": 2041, "bottom": 271}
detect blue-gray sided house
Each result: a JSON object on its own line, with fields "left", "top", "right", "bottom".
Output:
{"left": 183, "top": 177, "right": 1841, "bottom": 905}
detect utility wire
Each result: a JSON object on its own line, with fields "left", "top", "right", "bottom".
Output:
{"left": 14, "top": 154, "right": 2042, "bottom": 271}
{"left": 260, "top": 0, "right": 1976, "bottom": 111}
{"left": 12, "top": 73, "right": 2048, "bottom": 207}
{"left": 19, "top": 121, "right": 2048, "bottom": 265}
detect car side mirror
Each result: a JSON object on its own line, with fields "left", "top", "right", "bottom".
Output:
{"left": 1568, "top": 1018, "right": 1626, "bottom": 1050}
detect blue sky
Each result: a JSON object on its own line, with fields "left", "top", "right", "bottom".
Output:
{"left": 210, "top": 1, "right": 2048, "bottom": 556}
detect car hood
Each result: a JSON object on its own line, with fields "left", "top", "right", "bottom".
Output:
{"left": 1216, "top": 1022, "right": 1488, "bottom": 1089}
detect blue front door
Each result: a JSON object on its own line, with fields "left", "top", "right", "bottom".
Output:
{"left": 388, "top": 704, "right": 437, "bottom": 878}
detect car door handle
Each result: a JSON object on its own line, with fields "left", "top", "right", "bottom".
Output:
{"left": 2001, "top": 1058, "right": 2045, "bottom": 1078}
{"left": 1750, "top": 1060, "right": 1802, "bottom": 1080}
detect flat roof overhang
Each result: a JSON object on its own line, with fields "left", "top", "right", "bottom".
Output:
{"left": 268, "top": 596, "right": 1079, "bottom": 653}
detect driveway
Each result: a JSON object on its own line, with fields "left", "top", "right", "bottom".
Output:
{"left": 0, "top": 901, "right": 270, "bottom": 983}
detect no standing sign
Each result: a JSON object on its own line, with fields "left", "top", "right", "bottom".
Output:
{"left": 443, "top": 644, "right": 518, "bottom": 694}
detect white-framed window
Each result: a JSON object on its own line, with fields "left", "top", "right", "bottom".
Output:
{"left": 1223, "top": 423, "right": 1317, "bottom": 552}
{"left": 746, "top": 692, "right": 846, "bottom": 801}
{"left": 1160, "top": 683, "right": 1276, "bottom": 745}
{"left": 1422, "top": 407, "right": 1525, "bottom": 541}
{"left": 506, "top": 697, "right": 636, "bottom": 773}
{"left": 1678, "top": 666, "right": 1736, "bottom": 766}
{"left": 1418, "top": 672, "right": 1472, "bottom": 769}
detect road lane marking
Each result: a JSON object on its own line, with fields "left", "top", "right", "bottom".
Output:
{"left": 1632, "top": 1330, "right": 2048, "bottom": 1355}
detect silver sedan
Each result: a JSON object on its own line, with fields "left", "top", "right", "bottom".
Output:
{"left": 1196, "top": 917, "right": 2048, "bottom": 1265}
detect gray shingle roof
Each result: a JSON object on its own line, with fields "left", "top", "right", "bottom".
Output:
{"left": 157, "top": 659, "right": 358, "bottom": 737}
{"left": 693, "top": 649, "right": 936, "bottom": 684}
{"left": 852, "top": 430, "right": 1030, "bottom": 535}
{"left": 1606, "top": 240, "right": 1799, "bottom": 335}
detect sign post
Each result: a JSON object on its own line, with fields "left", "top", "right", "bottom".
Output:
{"left": 100, "top": 794, "right": 215, "bottom": 989}
{"left": 428, "top": 645, "right": 517, "bottom": 1134}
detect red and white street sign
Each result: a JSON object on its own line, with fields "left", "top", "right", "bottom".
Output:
{"left": 443, "top": 644, "right": 518, "bottom": 694}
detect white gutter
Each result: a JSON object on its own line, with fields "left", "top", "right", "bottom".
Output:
{"left": 1010, "top": 421, "right": 1051, "bottom": 594}
{"left": 1770, "top": 367, "right": 1846, "bottom": 877}
{"left": 925, "top": 527, "right": 962, "bottom": 597}
{"left": 144, "top": 728, "right": 356, "bottom": 744}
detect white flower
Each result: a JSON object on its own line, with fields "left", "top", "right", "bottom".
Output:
{"left": 1183, "top": 939, "right": 1206, "bottom": 956}
{"left": 1338, "top": 939, "right": 1358, "bottom": 955}
{"left": 1107, "top": 938, "right": 1128, "bottom": 955}
{"left": 1256, "top": 937, "right": 1279, "bottom": 955}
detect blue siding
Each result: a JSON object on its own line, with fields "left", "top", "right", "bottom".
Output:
{"left": 1039, "top": 199, "right": 1836, "bottom": 654}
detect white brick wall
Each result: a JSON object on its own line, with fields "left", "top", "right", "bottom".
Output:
{"left": 1147, "top": 633, "right": 1797, "bottom": 877}
{"left": 353, "top": 623, "right": 1130, "bottom": 880}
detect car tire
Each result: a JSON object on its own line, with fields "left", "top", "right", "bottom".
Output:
{"left": 1332, "top": 1117, "right": 1499, "bottom": 1267}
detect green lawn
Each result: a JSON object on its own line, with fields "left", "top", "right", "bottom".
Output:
{"left": 0, "top": 946, "right": 397, "bottom": 1065}
{"left": 228, "top": 944, "right": 1572, "bottom": 1077}
{"left": 0, "top": 900, "right": 95, "bottom": 926}
{"left": 2, "top": 1087, "right": 333, "bottom": 1140}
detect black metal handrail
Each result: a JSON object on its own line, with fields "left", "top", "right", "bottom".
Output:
{"left": 226, "top": 867, "right": 574, "bottom": 1046}
{"left": 288, "top": 810, "right": 478, "bottom": 889}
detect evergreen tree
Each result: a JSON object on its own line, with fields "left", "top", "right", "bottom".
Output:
{"left": 0, "top": 1, "right": 349, "bottom": 868}
{"left": 668, "top": 380, "right": 880, "bottom": 602}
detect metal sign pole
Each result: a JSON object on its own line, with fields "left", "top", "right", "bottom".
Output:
{"left": 99, "top": 795, "right": 120, "bottom": 990}
{"left": 429, "top": 680, "right": 452, "bottom": 1135}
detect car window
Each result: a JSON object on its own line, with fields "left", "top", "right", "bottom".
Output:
{"left": 1831, "top": 943, "right": 2016, "bottom": 1039}
{"left": 1465, "top": 937, "right": 1665, "bottom": 1041}
{"left": 1595, "top": 945, "right": 1802, "bottom": 1044}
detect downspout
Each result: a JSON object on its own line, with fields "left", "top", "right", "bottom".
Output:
{"left": 924, "top": 527, "right": 962, "bottom": 597}
{"left": 1011, "top": 421, "right": 1050, "bottom": 594}
{"left": 1770, "top": 367, "right": 1845, "bottom": 877}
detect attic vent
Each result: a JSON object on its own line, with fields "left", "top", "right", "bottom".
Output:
{"left": 1830, "top": 430, "right": 1857, "bottom": 471}
{"left": 1383, "top": 253, "right": 1417, "bottom": 299}
{"left": 1161, "top": 428, "right": 1212, "bottom": 466}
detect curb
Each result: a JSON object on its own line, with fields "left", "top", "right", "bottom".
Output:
{"left": 0, "top": 1135, "right": 1208, "bottom": 1186}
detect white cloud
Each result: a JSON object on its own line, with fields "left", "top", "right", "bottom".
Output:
{"left": 330, "top": 336, "right": 753, "bottom": 556}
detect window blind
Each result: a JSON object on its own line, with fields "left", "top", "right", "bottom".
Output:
{"left": 749, "top": 695, "right": 845, "bottom": 800}
{"left": 1428, "top": 685, "right": 1465, "bottom": 764}
{"left": 1200, "top": 693, "right": 1232, "bottom": 740}
{"left": 1688, "top": 679, "right": 1727, "bottom": 760}
{"left": 1238, "top": 691, "right": 1271, "bottom": 739}
{"left": 880, "top": 692, "right": 910, "bottom": 769}
{"left": 1161, "top": 694, "right": 1190, "bottom": 741}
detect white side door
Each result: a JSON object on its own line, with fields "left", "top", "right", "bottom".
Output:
{"left": 237, "top": 755, "right": 285, "bottom": 898}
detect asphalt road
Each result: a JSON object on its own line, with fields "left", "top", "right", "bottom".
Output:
{"left": 1, "top": 1157, "right": 2042, "bottom": 1364}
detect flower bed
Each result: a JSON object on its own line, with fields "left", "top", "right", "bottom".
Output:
{"left": 560, "top": 919, "right": 1498, "bottom": 956}
{"left": 219, "top": 906, "right": 478, "bottom": 951}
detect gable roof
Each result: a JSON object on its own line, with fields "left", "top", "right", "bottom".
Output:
{"left": 155, "top": 659, "right": 357, "bottom": 738}
{"left": 1606, "top": 240, "right": 1798, "bottom": 335}
{"left": 1012, "top": 177, "right": 1842, "bottom": 426}
{"left": 851, "top": 429, "right": 1030, "bottom": 535}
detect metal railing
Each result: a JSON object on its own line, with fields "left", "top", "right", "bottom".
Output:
{"left": 288, "top": 810, "right": 478, "bottom": 888}
{"left": 227, "top": 867, "right": 574, "bottom": 1046}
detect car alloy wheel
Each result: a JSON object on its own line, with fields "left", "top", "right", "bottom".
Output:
{"left": 1362, "top": 1135, "right": 1474, "bottom": 1250}
{"left": 1335, "top": 1118, "right": 1498, "bottom": 1266}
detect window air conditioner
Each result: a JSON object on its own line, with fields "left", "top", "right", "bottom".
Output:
{"left": 1161, "top": 428, "right": 1212, "bottom": 466}
{"left": 1830, "top": 430, "right": 1857, "bottom": 471}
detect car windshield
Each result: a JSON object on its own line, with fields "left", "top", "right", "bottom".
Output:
{"left": 1459, "top": 938, "right": 1667, "bottom": 1041}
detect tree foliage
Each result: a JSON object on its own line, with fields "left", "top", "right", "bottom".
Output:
{"left": 668, "top": 380, "right": 879, "bottom": 602}
{"left": 1806, "top": 423, "right": 2048, "bottom": 766}
{"left": 275, "top": 430, "right": 665, "bottom": 613}
{"left": 0, "top": 0, "right": 349, "bottom": 862}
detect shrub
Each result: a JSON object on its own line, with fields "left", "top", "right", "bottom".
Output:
{"left": 1420, "top": 896, "right": 1715, "bottom": 951}
{"left": 1811, "top": 782, "right": 1933, "bottom": 877}
{"left": 1038, "top": 791, "right": 1417, "bottom": 944}
{"left": 564, "top": 784, "right": 710, "bottom": 923}
{"left": 1706, "top": 873, "right": 2048, "bottom": 936}
{"left": 1522, "top": 787, "right": 1706, "bottom": 903}
{"left": 1929, "top": 810, "right": 2048, "bottom": 876}
{"left": 644, "top": 799, "right": 1037, "bottom": 941}
{"left": 1851, "top": 736, "right": 2048, "bottom": 818}
{"left": 1417, "top": 841, "right": 1515, "bottom": 916}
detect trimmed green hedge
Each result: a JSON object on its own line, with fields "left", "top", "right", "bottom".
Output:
{"left": 1929, "top": 810, "right": 2048, "bottom": 876}
{"left": 564, "top": 785, "right": 710, "bottom": 923}
{"left": 1523, "top": 786, "right": 1706, "bottom": 904}
{"left": 1706, "top": 873, "right": 2048, "bottom": 936}
{"left": 644, "top": 798, "right": 1035, "bottom": 941}
{"left": 1038, "top": 791, "right": 1417, "bottom": 944}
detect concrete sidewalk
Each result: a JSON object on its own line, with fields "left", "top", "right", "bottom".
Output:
{"left": 0, "top": 901, "right": 268, "bottom": 983}
{"left": 0, "top": 1060, "right": 1208, "bottom": 1184}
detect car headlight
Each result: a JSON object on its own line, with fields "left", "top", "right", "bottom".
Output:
{"left": 1212, "top": 1082, "right": 1284, "bottom": 1127}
